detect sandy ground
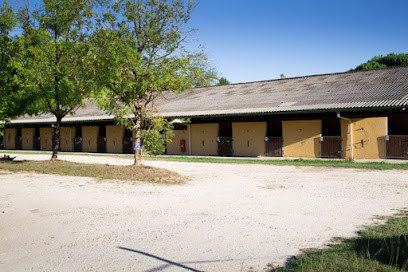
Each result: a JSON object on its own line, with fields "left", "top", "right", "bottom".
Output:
{"left": 1, "top": 154, "right": 408, "bottom": 272}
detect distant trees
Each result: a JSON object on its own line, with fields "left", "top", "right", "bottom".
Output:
{"left": 217, "top": 77, "right": 230, "bottom": 85}
{"left": 353, "top": 53, "right": 408, "bottom": 71}
{"left": 280, "top": 74, "right": 286, "bottom": 79}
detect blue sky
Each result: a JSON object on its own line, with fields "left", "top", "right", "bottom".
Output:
{"left": 189, "top": 0, "right": 408, "bottom": 83}
{"left": 7, "top": 0, "right": 408, "bottom": 83}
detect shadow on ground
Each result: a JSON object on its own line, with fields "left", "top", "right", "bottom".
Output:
{"left": 118, "top": 246, "right": 242, "bottom": 272}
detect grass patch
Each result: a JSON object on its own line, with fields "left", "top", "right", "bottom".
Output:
{"left": 270, "top": 212, "right": 408, "bottom": 271}
{"left": 146, "top": 156, "right": 408, "bottom": 171}
{"left": 0, "top": 160, "right": 187, "bottom": 184}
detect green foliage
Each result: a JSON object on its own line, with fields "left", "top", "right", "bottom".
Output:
{"left": 93, "top": 0, "right": 212, "bottom": 163}
{"left": 13, "top": 0, "right": 97, "bottom": 119}
{"left": 0, "top": 1, "right": 19, "bottom": 121}
{"left": 270, "top": 213, "right": 408, "bottom": 271}
{"left": 141, "top": 115, "right": 174, "bottom": 155}
{"left": 145, "top": 156, "right": 408, "bottom": 170}
{"left": 280, "top": 73, "right": 286, "bottom": 79}
{"left": 217, "top": 77, "right": 230, "bottom": 85}
{"left": 2, "top": 0, "right": 100, "bottom": 159}
{"left": 354, "top": 53, "right": 408, "bottom": 71}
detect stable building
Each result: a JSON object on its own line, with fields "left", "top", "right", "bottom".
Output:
{"left": 3, "top": 66, "right": 408, "bottom": 159}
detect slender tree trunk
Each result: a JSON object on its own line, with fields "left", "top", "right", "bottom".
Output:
{"left": 133, "top": 115, "right": 142, "bottom": 166}
{"left": 51, "top": 116, "right": 62, "bottom": 161}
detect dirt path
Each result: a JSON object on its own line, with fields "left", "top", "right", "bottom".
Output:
{"left": 1, "top": 154, "right": 408, "bottom": 271}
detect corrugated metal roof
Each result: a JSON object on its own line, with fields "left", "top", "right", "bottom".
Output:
{"left": 7, "top": 66, "right": 408, "bottom": 124}
{"left": 156, "top": 66, "right": 408, "bottom": 117}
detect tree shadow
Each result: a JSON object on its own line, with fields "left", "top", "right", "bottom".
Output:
{"left": 355, "top": 235, "right": 408, "bottom": 269}
{"left": 118, "top": 247, "right": 202, "bottom": 271}
{"left": 117, "top": 246, "right": 238, "bottom": 272}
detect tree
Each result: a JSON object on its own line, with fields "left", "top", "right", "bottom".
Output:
{"left": 0, "top": 1, "right": 32, "bottom": 126}
{"left": 280, "top": 74, "right": 286, "bottom": 79}
{"left": 0, "top": 1, "right": 15, "bottom": 136}
{"left": 8, "top": 0, "right": 97, "bottom": 160}
{"left": 353, "top": 53, "right": 408, "bottom": 71}
{"left": 0, "top": 1, "right": 15, "bottom": 123}
{"left": 94, "top": 0, "right": 211, "bottom": 165}
{"left": 217, "top": 77, "right": 230, "bottom": 85}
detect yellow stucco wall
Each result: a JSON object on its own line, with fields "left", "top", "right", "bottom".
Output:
{"left": 167, "top": 129, "right": 189, "bottom": 155}
{"left": 106, "top": 125, "right": 123, "bottom": 153}
{"left": 4, "top": 128, "right": 16, "bottom": 149}
{"left": 22, "top": 128, "right": 33, "bottom": 150}
{"left": 61, "top": 127, "right": 75, "bottom": 152}
{"left": 40, "top": 127, "right": 53, "bottom": 151}
{"left": 282, "top": 120, "right": 321, "bottom": 158}
{"left": 82, "top": 126, "right": 98, "bottom": 152}
{"left": 191, "top": 123, "right": 218, "bottom": 155}
{"left": 167, "top": 129, "right": 190, "bottom": 155}
{"left": 341, "top": 117, "right": 387, "bottom": 159}
{"left": 232, "top": 122, "right": 266, "bottom": 157}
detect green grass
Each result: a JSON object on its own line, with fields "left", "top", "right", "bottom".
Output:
{"left": 0, "top": 160, "right": 187, "bottom": 184}
{"left": 270, "top": 212, "right": 408, "bottom": 272}
{"left": 2, "top": 150, "right": 408, "bottom": 170}
{"left": 146, "top": 156, "right": 408, "bottom": 171}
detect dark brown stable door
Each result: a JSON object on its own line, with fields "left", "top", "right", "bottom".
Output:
{"left": 265, "top": 137, "right": 283, "bottom": 157}
{"left": 265, "top": 120, "right": 283, "bottom": 157}
{"left": 97, "top": 126, "right": 107, "bottom": 153}
{"left": 217, "top": 137, "right": 233, "bottom": 156}
{"left": 386, "top": 135, "right": 408, "bottom": 159}
{"left": 321, "top": 118, "right": 342, "bottom": 158}
{"left": 320, "top": 136, "right": 342, "bottom": 158}
{"left": 387, "top": 115, "right": 408, "bottom": 159}
{"left": 33, "top": 127, "right": 41, "bottom": 150}
{"left": 74, "top": 126, "right": 83, "bottom": 152}
{"left": 123, "top": 129, "right": 133, "bottom": 154}
{"left": 218, "top": 121, "right": 233, "bottom": 156}
{"left": 15, "top": 128, "right": 22, "bottom": 150}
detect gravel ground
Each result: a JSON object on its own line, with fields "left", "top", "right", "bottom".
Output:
{"left": 1, "top": 154, "right": 408, "bottom": 272}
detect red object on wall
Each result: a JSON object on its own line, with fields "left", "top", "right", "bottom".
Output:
{"left": 180, "top": 139, "right": 186, "bottom": 153}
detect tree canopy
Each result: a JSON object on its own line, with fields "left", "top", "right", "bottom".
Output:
{"left": 94, "top": 0, "right": 211, "bottom": 165}
{"left": 2, "top": 0, "right": 99, "bottom": 160}
{"left": 0, "top": 0, "right": 216, "bottom": 163}
{"left": 353, "top": 53, "right": 408, "bottom": 71}
{"left": 217, "top": 77, "right": 230, "bottom": 85}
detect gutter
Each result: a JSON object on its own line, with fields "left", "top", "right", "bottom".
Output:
{"left": 337, "top": 113, "right": 353, "bottom": 160}
{"left": 162, "top": 106, "right": 406, "bottom": 119}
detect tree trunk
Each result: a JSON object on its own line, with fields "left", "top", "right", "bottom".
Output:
{"left": 51, "top": 116, "right": 62, "bottom": 161}
{"left": 133, "top": 115, "right": 142, "bottom": 166}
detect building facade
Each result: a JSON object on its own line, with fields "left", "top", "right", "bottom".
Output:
{"left": 3, "top": 67, "right": 408, "bottom": 159}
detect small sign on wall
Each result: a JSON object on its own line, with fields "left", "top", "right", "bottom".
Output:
{"left": 134, "top": 142, "right": 141, "bottom": 151}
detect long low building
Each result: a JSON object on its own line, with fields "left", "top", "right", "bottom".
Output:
{"left": 2, "top": 66, "right": 408, "bottom": 159}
